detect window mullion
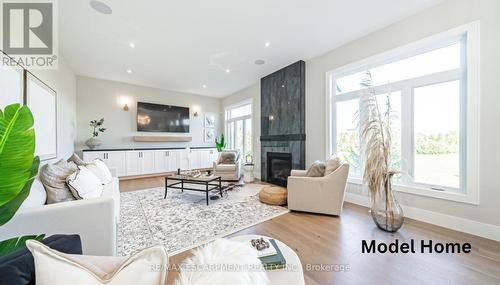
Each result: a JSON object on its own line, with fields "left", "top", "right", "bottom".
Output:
{"left": 400, "top": 86, "right": 414, "bottom": 184}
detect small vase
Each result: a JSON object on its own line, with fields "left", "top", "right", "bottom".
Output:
{"left": 85, "top": 137, "right": 102, "bottom": 150}
{"left": 370, "top": 174, "right": 404, "bottom": 232}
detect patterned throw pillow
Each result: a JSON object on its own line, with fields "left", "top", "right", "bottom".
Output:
{"left": 67, "top": 153, "right": 87, "bottom": 166}
{"left": 306, "top": 161, "right": 326, "bottom": 177}
{"left": 39, "top": 160, "right": 78, "bottom": 204}
{"left": 324, "top": 156, "right": 341, "bottom": 175}
{"left": 219, "top": 152, "right": 237, "bottom": 164}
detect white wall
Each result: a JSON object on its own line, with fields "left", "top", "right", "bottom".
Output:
{"left": 30, "top": 58, "right": 77, "bottom": 164}
{"left": 305, "top": 0, "right": 500, "bottom": 228}
{"left": 75, "top": 76, "right": 222, "bottom": 151}
{"left": 221, "top": 83, "right": 261, "bottom": 178}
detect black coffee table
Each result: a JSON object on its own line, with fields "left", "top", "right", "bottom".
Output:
{"left": 165, "top": 174, "right": 222, "bottom": 205}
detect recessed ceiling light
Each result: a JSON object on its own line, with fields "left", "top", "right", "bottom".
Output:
{"left": 126, "top": 69, "right": 132, "bottom": 74}
{"left": 254, "top": 59, "right": 265, "bottom": 65}
{"left": 265, "top": 42, "right": 270, "bottom": 47}
{"left": 129, "top": 43, "right": 135, "bottom": 48}
{"left": 202, "top": 84, "right": 207, "bottom": 89}
{"left": 225, "top": 69, "right": 231, "bottom": 73}
{"left": 89, "top": 0, "right": 112, "bottom": 15}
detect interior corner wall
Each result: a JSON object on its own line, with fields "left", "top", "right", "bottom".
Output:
{"left": 75, "top": 76, "right": 222, "bottom": 151}
{"left": 305, "top": 0, "right": 500, "bottom": 227}
{"left": 29, "top": 58, "right": 77, "bottom": 164}
{"left": 221, "top": 83, "right": 261, "bottom": 178}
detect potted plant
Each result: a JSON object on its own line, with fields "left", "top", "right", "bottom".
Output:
{"left": 0, "top": 103, "right": 44, "bottom": 256}
{"left": 359, "top": 71, "right": 404, "bottom": 232}
{"left": 85, "top": 118, "right": 106, "bottom": 149}
{"left": 215, "top": 133, "right": 226, "bottom": 152}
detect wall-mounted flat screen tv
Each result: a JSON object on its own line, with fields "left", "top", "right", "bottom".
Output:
{"left": 137, "top": 102, "right": 190, "bottom": 133}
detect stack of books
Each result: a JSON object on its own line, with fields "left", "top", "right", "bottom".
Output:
{"left": 251, "top": 238, "right": 286, "bottom": 270}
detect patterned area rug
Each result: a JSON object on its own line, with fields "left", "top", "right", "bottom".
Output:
{"left": 117, "top": 183, "right": 289, "bottom": 256}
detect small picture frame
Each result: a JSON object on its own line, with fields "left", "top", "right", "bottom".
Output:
{"left": 204, "top": 129, "right": 215, "bottom": 142}
{"left": 204, "top": 113, "right": 215, "bottom": 128}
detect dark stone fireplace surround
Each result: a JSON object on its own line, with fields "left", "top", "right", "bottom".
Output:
{"left": 260, "top": 61, "right": 306, "bottom": 186}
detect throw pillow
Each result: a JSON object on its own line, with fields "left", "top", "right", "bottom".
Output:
{"left": 219, "top": 151, "right": 236, "bottom": 164}
{"left": 66, "top": 167, "right": 104, "bottom": 199}
{"left": 306, "top": 161, "right": 326, "bottom": 177}
{"left": 67, "top": 153, "right": 87, "bottom": 166}
{"left": 39, "top": 160, "right": 78, "bottom": 204}
{"left": 324, "top": 156, "right": 342, "bottom": 175}
{"left": 26, "top": 240, "right": 168, "bottom": 285}
{"left": 86, "top": 159, "right": 113, "bottom": 185}
{"left": 0, "top": 235, "right": 82, "bottom": 285}
{"left": 175, "top": 239, "right": 268, "bottom": 285}
{"left": 19, "top": 178, "right": 47, "bottom": 209}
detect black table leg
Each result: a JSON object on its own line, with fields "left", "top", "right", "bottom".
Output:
{"left": 206, "top": 182, "right": 209, "bottom": 205}
{"left": 219, "top": 177, "right": 223, "bottom": 197}
{"left": 181, "top": 180, "right": 184, "bottom": 192}
{"left": 164, "top": 177, "right": 168, "bottom": 199}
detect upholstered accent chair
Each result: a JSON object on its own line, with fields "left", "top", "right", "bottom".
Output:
{"left": 213, "top": 150, "right": 241, "bottom": 181}
{"left": 287, "top": 163, "right": 349, "bottom": 216}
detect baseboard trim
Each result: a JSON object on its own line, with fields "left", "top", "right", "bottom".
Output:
{"left": 344, "top": 192, "right": 500, "bottom": 242}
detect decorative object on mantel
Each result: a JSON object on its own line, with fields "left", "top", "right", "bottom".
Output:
{"left": 215, "top": 133, "right": 226, "bottom": 152}
{"left": 359, "top": 71, "right": 404, "bottom": 232}
{"left": 85, "top": 118, "right": 106, "bottom": 149}
{"left": 204, "top": 129, "right": 215, "bottom": 143}
{"left": 204, "top": 113, "right": 215, "bottom": 128}
{"left": 133, "top": 135, "right": 192, "bottom": 142}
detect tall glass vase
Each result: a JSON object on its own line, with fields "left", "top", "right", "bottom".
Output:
{"left": 370, "top": 174, "right": 404, "bottom": 232}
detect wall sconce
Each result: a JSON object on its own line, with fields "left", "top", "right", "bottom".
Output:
{"left": 268, "top": 114, "right": 274, "bottom": 122}
{"left": 193, "top": 111, "right": 199, "bottom": 117}
{"left": 123, "top": 104, "right": 129, "bottom": 111}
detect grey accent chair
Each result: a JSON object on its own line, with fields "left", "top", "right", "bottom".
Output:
{"left": 213, "top": 150, "right": 241, "bottom": 181}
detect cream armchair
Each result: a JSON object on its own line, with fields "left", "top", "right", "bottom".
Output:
{"left": 287, "top": 164, "right": 349, "bottom": 216}
{"left": 213, "top": 150, "right": 241, "bottom": 181}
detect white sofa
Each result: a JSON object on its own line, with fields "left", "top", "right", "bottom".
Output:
{"left": 287, "top": 164, "right": 349, "bottom": 216}
{"left": 0, "top": 171, "right": 120, "bottom": 256}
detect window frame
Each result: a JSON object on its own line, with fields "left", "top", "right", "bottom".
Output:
{"left": 224, "top": 99, "right": 253, "bottom": 158}
{"left": 325, "top": 21, "right": 480, "bottom": 205}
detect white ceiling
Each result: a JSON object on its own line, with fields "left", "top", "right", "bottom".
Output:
{"left": 60, "top": 0, "right": 441, "bottom": 98}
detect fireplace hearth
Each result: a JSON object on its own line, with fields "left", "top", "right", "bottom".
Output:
{"left": 267, "top": 152, "right": 292, "bottom": 187}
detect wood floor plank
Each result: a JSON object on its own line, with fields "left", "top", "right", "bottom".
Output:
{"left": 119, "top": 178, "right": 500, "bottom": 285}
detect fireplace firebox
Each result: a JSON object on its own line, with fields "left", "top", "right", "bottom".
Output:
{"left": 267, "top": 152, "right": 292, "bottom": 187}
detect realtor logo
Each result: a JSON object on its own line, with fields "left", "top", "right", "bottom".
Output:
{"left": 1, "top": 0, "right": 58, "bottom": 69}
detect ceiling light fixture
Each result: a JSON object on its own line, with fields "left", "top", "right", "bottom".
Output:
{"left": 254, "top": 59, "right": 265, "bottom": 65}
{"left": 129, "top": 43, "right": 135, "bottom": 48}
{"left": 265, "top": 42, "right": 270, "bottom": 47}
{"left": 89, "top": 0, "right": 112, "bottom": 15}
{"left": 225, "top": 69, "right": 231, "bottom": 73}
{"left": 202, "top": 84, "right": 207, "bottom": 89}
{"left": 126, "top": 69, "right": 132, "bottom": 74}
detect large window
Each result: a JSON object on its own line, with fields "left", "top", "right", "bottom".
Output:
{"left": 327, "top": 22, "right": 480, "bottom": 204}
{"left": 225, "top": 101, "right": 253, "bottom": 159}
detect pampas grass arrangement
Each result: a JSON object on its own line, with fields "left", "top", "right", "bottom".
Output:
{"left": 359, "top": 71, "right": 404, "bottom": 232}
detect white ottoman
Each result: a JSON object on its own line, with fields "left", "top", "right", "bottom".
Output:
{"left": 230, "top": 234, "right": 305, "bottom": 285}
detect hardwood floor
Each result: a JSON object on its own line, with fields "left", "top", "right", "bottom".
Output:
{"left": 119, "top": 178, "right": 500, "bottom": 285}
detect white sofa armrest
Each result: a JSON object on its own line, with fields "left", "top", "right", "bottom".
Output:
{"left": 0, "top": 197, "right": 117, "bottom": 256}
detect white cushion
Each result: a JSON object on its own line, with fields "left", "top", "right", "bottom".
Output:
{"left": 66, "top": 167, "right": 103, "bottom": 199}
{"left": 20, "top": 178, "right": 47, "bottom": 209}
{"left": 86, "top": 159, "right": 113, "bottom": 185}
{"left": 26, "top": 240, "right": 168, "bottom": 285}
{"left": 215, "top": 164, "right": 237, "bottom": 171}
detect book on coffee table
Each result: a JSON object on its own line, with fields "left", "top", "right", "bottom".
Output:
{"left": 259, "top": 239, "right": 286, "bottom": 270}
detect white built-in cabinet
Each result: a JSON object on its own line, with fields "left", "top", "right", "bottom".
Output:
{"left": 82, "top": 148, "right": 217, "bottom": 178}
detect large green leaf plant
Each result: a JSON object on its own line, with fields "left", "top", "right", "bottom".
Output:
{"left": 0, "top": 103, "right": 44, "bottom": 256}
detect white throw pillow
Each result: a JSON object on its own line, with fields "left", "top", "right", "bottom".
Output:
{"left": 66, "top": 167, "right": 104, "bottom": 199}
{"left": 26, "top": 240, "right": 168, "bottom": 285}
{"left": 86, "top": 159, "right": 113, "bottom": 185}
{"left": 20, "top": 178, "right": 47, "bottom": 209}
